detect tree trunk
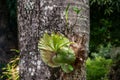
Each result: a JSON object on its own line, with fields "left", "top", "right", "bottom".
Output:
{"left": 0, "top": 0, "right": 18, "bottom": 63}
{"left": 17, "top": 0, "right": 89, "bottom": 80}
{"left": 108, "top": 47, "right": 120, "bottom": 80}
{"left": 0, "top": 0, "right": 9, "bottom": 63}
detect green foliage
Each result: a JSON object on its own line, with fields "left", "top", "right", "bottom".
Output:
{"left": 61, "top": 64, "right": 74, "bottom": 73}
{"left": 91, "top": 43, "right": 112, "bottom": 58}
{"left": 72, "top": 7, "right": 82, "bottom": 14}
{"left": 65, "top": 4, "right": 82, "bottom": 29}
{"left": 90, "top": 0, "right": 120, "bottom": 53}
{"left": 65, "top": 4, "right": 70, "bottom": 26}
{"left": 10, "top": 49, "right": 20, "bottom": 53}
{"left": 52, "top": 47, "right": 75, "bottom": 64}
{"left": 90, "top": 19, "right": 112, "bottom": 52}
{"left": 87, "top": 43, "right": 113, "bottom": 80}
{"left": 0, "top": 56, "right": 19, "bottom": 80}
{"left": 38, "top": 33, "right": 76, "bottom": 73}
{"left": 90, "top": 0, "right": 120, "bottom": 15}
{"left": 86, "top": 56, "right": 112, "bottom": 80}
{"left": 0, "top": 49, "right": 19, "bottom": 80}
{"left": 38, "top": 33, "right": 72, "bottom": 53}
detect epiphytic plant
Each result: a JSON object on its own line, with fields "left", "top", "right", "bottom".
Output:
{"left": 38, "top": 33, "right": 76, "bottom": 73}
{"left": 38, "top": 5, "right": 86, "bottom": 73}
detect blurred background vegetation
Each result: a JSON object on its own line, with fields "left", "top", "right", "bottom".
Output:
{"left": 88, "top": 0, "right": 120, "bottom": 80}
{"left": 0, "top": 0, "right": 120, "bottom": 80}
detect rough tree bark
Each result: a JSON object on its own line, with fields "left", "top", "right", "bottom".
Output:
{"left": 17, "top": 0, "right": 89, "bottom": 80}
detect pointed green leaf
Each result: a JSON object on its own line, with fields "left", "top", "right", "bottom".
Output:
{"left": 73, "top": 7, "right": 82, "bottom": 14}
{"left": 61, "top": 64, "right": 74, "bottom": 73}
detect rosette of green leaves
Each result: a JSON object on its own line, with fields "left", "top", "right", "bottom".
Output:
{"left": 38, "top": 33, "right": 76, "bottom": 73}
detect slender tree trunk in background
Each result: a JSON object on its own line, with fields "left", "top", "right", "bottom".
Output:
{"left": 0, "top": 0, "right": 18, "bottom": 63}
{"left": 0, "top": 0, "right": 9, "bottom": 62}
{"left": 109, "top": 47, "right": 120, "bottom": 80}
{"left": 17, "top": 0, "right": 89, "bottom": 80}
